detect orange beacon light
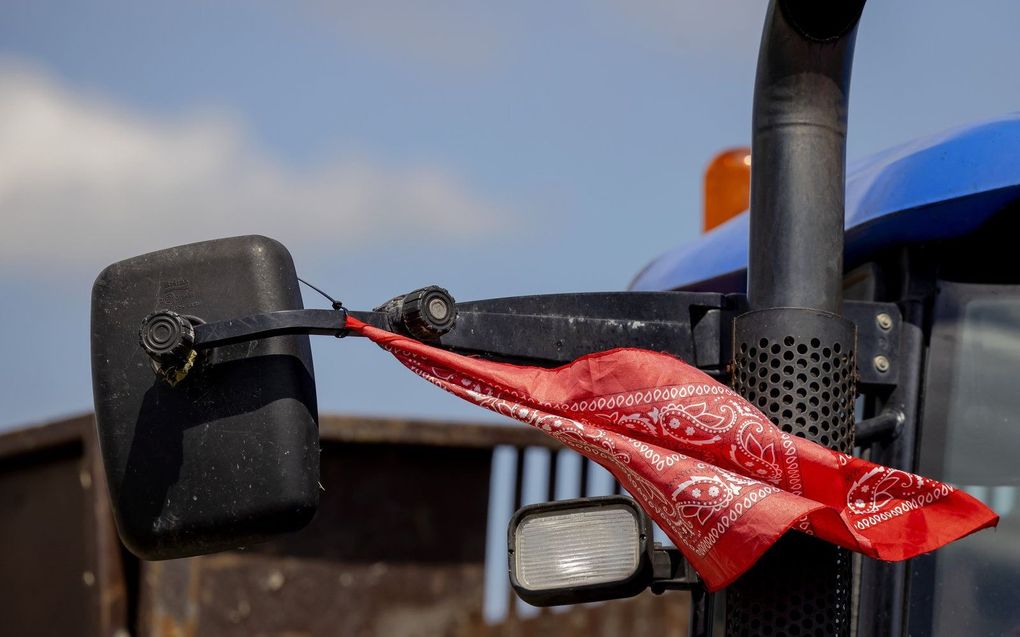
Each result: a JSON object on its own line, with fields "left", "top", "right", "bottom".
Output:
{"left": 703, "top": 147, "right": 751, "bottom": 233}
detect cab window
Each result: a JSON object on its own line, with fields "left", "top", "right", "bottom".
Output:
{"left": 909, "top": 281, "right": 1020, "bottom": 636}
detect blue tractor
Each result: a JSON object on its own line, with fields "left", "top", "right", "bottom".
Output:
{"left": 89, "top": 1, "right": 1018, "bottom": 634}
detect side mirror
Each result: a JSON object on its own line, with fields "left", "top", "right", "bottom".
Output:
{"left": 90, "top": 236, "right": 319, "bottom": 560}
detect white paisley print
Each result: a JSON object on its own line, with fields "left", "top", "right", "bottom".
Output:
{"left": 349, "top": 317, "right": 999, "bottom": 590}
{"left": 391, "top": 345, "right": 789, "bottom": 557}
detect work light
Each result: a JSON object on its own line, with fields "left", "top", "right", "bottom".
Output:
{"left": 508, "top": 496, "right": 656, "bottom": 606}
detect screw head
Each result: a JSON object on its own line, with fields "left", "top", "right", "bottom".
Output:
{"left": 873, "top": 355, "right": 890, "bottom": 373}
{"left": 876, "top": 313, "right": 893, "bottom": 331}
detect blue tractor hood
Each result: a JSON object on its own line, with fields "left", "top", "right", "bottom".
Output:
{"left": 631, "top": 113, "right": 1020, "bottom": 292}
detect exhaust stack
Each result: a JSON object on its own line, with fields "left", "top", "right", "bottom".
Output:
{"left": 726, "top": 2, "right": 866, "bottom": 636}
{"left": 748, "top": 0, "right": 864, "bottom": 313}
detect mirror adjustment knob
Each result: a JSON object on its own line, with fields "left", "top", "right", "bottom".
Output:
{"left": 139, "top": 310, "right": 196, "bottom": 368}
{"left": 374, "top": 286, "right": 457, "bottom": 340}
{"left": 401, "top": 286, "right": 457, "bottom": 340}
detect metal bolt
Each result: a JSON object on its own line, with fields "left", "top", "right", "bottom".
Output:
{"left": 873, "top": 355, "right": 890, "bottom": 373}
{"left": 876, "top": 313, "right": 893, "bottom": 331}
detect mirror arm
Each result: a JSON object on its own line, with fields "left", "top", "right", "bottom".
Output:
{"left": 194, "top": 309, "right": 351, "bottom": 348}
{"left": 141, "top": 295, "right": 899, "bottom": 391}
{"left": 140, "top": 289, "right": 737, "bottom": 374}
{"left": 192, "top": 309, "right": 392, "bottom": 349}
{"left": 138, "top": 308, "right": 387, "bottom": 372}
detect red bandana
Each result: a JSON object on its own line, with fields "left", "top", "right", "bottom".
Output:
{"left": 346, "top": 317, "right": 998, "bottom": 591}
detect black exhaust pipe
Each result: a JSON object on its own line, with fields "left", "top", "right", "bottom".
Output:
{"left": 726, "top": 2, "right": 866, "bottom": 636}
{"left": 748, "top": 0, "right": 864, "bottom": 313}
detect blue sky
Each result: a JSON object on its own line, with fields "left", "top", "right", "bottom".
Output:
{"left": 3, "top": 0, "right": 1020, "bottom": 429}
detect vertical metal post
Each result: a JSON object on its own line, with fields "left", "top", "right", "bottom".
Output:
{"left": 746, "top": 0, "right": 864, "bottom": 313}
{"left": 725, "top": 1, "right": 866, "bottom": 636}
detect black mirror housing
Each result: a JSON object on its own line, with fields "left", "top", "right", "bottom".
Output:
{"left": 90, "top": 235, "right": 319, "bottom": 560}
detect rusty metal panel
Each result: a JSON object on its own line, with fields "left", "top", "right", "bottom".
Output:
{"left": 0, "top": 447, "right": 91, "bottom": 635}
{"left": 318, "top": 414, "right": 562, "bottom": 450}
{"left": 0, "top": 414, "right": 131, "bottom": 637}
{"left": 0, "top": 413, "right": 84, "bottom": 459}
{"left": 83, "top": 416, "right": 132, "bottom": 637}
{"left": 140, "top": 554, "right": 489, "bottom": 637}
{"left": 1, "top": 414, "right": 690, "bottom": 636}
{"left": 139, "top": 438, "right": 496, "bottom": 636}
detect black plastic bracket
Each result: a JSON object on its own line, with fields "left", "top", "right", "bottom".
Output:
{"left": 437, "top": 291, "right": 734, "bottom": 370}
{"left": 140, "top": 290, "right": 738, "bottom": 375}
{"left": 842, "top": 300, "right": 901, "bottom": 388}
{"left": 141, "top": 293, "right": 899, "bottom": 393}
{"left": 193, "top": 309, "right": 351, "bottom": 348}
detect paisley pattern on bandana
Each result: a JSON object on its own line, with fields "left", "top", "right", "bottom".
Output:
{"left": 346, "top": 317, "right": 999, "bottom": 591}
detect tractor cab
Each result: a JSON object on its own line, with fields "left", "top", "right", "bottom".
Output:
{"left": 632, "top": 113, "right": 1020, "bottom": 636}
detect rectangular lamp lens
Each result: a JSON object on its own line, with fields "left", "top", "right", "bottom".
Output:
{"left": 514, "top": 504, "right": 641, "bottom": 591}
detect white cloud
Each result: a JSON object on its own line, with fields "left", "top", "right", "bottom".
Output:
{"left": 0, "top": 61, "right": 508, "bottom": 270}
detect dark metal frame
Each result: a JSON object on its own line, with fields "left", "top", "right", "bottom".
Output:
{"left": 156, "top": 293, "right": 899, "bottom": 384}
{"left": 850, "top": 250, "right": 928, "bottom": 637}
{"left": 148, "top": 291, "right": 737, "bottom": 372}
